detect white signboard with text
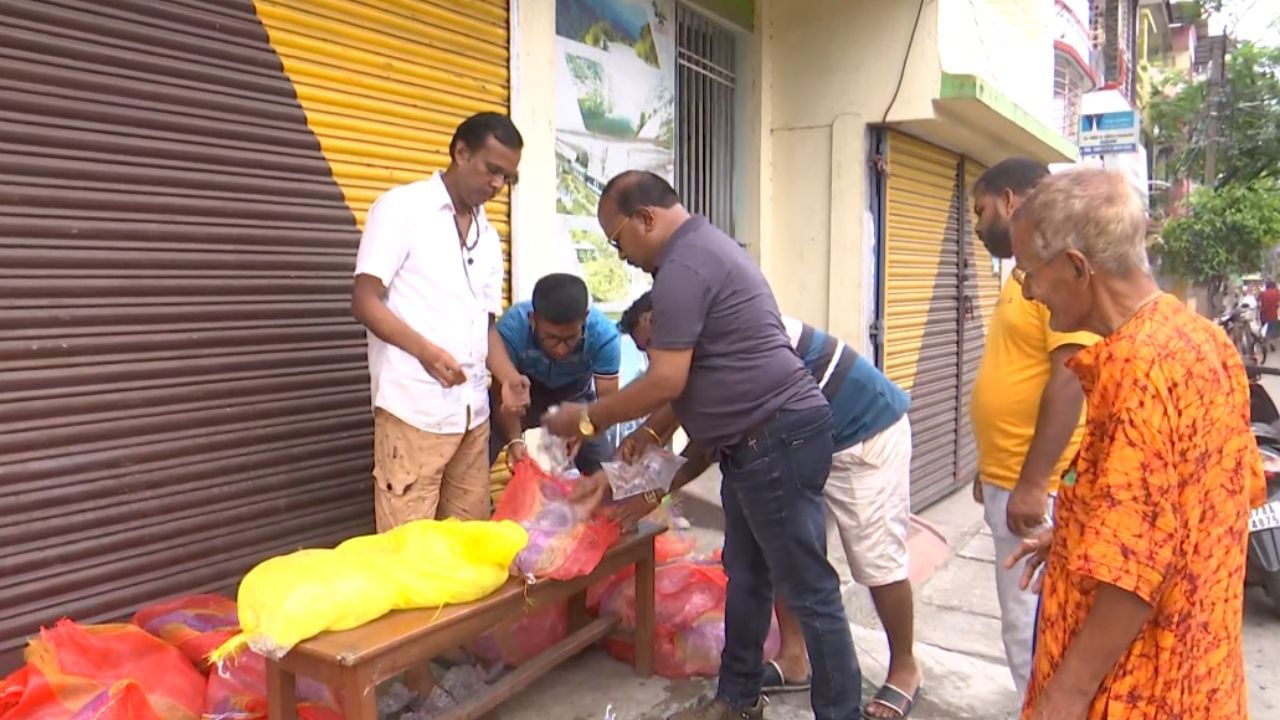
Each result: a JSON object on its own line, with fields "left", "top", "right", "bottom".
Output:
{"left": 1079, "top": 110, "right": 1140, "bottom": 156}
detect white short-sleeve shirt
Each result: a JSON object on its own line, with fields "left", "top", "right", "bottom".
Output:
{"left": 354, "top": 173, "right": 504, "bottom": 433}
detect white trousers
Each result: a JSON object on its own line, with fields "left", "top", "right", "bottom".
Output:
{"left": 981, "top": 483, "right": 1054, "bottom": 703}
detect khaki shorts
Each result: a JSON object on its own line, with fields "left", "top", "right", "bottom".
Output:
{"left": 824, "top": 415, "right": 913, "bottom": 587}
{"left": 372, "top": 408, "right": 491, "bottom": 532}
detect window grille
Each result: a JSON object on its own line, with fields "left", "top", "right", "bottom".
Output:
{"left": 675, "top": 5, "right": 737, "bottom": 235}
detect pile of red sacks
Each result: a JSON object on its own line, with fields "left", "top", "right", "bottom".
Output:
{"left": 588, "top": 561, "right": 781, "bottom": 678}
{"left": 0, "top": 595, "right": 341, "bottom": 720}
{"left": 472, "top": 492, "right": 779, "bottom": 679}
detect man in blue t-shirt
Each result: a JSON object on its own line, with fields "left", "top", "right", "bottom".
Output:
{"left": 618, "top": 292, "right": 924, "bottom": 720}
{"left": 491, "top": 273, "right": 621, "bottom": 473}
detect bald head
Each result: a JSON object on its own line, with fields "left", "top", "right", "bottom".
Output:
{"left": 1014, "top": 167, "right": 1149, "bottom": 276}
{"left": 599, "top": 171, "right": 681, "bottom": 216}
{"left": 596, "top": 171, "right": 689, "bottom": 274}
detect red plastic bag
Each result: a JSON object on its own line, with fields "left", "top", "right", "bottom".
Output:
{"left": 596, "top": 561, "right": 781, "bottom": 679}
{"left": 206, "top": 651, "right": 341, "bottom": 720}
{"left": 469, "top": 599, "right": 568, "bottom": 667}
{"left": 493, "top": 458, "right": 622, "bottom": 580}
{"left": 0, "top": 620, "right": 205, "bottom": 720}
{"left": 133, "top": 594, "right": 239, "bottom": 670}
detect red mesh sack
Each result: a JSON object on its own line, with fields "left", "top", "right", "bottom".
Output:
{"left": 469, "top": 600, "right": 568, "bottom": 667}
{"left": 68, "top": 681, "right": 160, "bottom": 720}
{"left": 596, "top": 561, "right": 781, "bottom": 679}
{"left": 493, "top": 458, "right": 622, "bottom": 581}
{"left": 205, "top": 651, "right": 341, "bottom": 720}
{"left": 133, "top": 594, "right": 239, "bottom": 669}
{"left": 0, "top": 620, "right": 204, "bottom": 720}
{"left": 641, "top": 500, "right": 696, "bottom": 564}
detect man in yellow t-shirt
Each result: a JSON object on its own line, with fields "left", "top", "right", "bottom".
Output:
{"left": 969, "top": 158, "right": 1099, "bottom": 701}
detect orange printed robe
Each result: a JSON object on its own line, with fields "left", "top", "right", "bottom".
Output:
{"left": 1024, "top": 295, "right": 1265, "bottom": 719}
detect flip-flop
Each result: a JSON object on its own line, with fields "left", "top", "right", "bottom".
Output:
{"left": 761, "top": 660, "right": 811, "bottom": 694}
{"left": 861, "top": 682, "right": 921, "bottom": 719}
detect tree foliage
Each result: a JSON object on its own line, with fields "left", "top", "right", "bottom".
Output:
{"left": 1148, "top": 42, "right": 1280, "bottom": 187}
{"left": 1158, "top": 179, "right": 1280, "bottom": 284}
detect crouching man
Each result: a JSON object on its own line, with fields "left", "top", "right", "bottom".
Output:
{"left": 490, "top": 273, "right": 622, "bottom": 474}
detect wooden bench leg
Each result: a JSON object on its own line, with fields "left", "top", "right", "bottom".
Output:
{"left": 634, "top": 540, "right": 656, "bottom": 677}
{"left": 405, "top": 663, "right": 437, "bottom": 696}
{"left": 568, "top": 589, "right": 590, "bottom": 632}
{"left": 265, "top": 659, "right": 299, "bottom": 720}
{"left": 339, "top": 667, "right": 378, "bottom": 720}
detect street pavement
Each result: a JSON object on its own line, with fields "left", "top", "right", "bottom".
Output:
{"left": 495, "top": 407, "right": 1280, "bottom": 719}
{"left": 1245, "top": 369, "right": 1280, "bottom": 720}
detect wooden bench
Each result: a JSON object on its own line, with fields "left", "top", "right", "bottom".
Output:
{"left": 266, "top": 522, "right": 664, "bottom": 720}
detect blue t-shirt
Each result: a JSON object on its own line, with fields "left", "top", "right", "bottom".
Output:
{"left": 496, "top": 301, "right": 621, "bottom": 390}
{"left": 783, "top": 317, "right": 910, "bottom": 452}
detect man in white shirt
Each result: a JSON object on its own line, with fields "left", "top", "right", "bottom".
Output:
{"left": 352, "top": 112, "right": 530, "bottom": 531}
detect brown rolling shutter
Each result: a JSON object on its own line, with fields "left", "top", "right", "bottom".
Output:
{"left": 0, "top": 0, "right": 509, "bottom": 671}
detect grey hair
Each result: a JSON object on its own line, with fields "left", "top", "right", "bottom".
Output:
{"left": 1013, "top": 167, "right": 1150, "bottom": 275}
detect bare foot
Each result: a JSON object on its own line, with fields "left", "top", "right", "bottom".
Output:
{"left": 864, "top": 657, "right": 923, "bottom": 718}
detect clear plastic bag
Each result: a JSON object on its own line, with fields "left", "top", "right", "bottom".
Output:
{"left": 600, "top": 446, "right": 687, "bottom": 500}
{"left": 533, "top": 415, "right": 577, "bottom": 475}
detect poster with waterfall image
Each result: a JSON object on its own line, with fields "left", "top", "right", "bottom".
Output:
{"left": 554, "top": 0, "right": 675, "bottom": 314}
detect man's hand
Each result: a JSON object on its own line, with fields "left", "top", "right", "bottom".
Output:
{"left": 1004, "top": 527, "right": 1054, "bottom": 593}
{"left": 617, "top": 426, "right": 659, "bottom": 464}
{"left": 418, "top": 344, "right": 466, "bottom": 387}
{"left": 566, "top": 471, "right": 609, "bottom": 516}
{"left": 1025, "top": 683, "right": 1090, "bottom": 720}
{"left": 1007, "top": 480, "right": 1050, "bottom": 537}
{"left": 500, "top": 375, "right": 531, "bottom": 415}
{"left": 504, "top": 439, "right": 527, "bottom": 467}
{"left": 542, "top": 402, "right": 588, "bottom": 439}
{"left": 971, "top": 474, "right": 984, "bottom": 504}
{"left": 610, "top": 492, "right": 661, "bottom": 528}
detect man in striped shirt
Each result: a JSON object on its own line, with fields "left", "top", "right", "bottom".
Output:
{"left": 616, "top": 293, "right": 922, "bottom": 719}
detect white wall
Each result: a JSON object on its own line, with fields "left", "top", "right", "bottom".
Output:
{"left": 937, "top": 0, "right": 1056, "bottom": 128}
{"left": 755, "top": 0, "right": 942, "bottom": 342}
{"left": 509, "top": 0, "right": 559, "bottom": 302}
{"left": 512, "top": 0, "right": 1059, "bottom": 342}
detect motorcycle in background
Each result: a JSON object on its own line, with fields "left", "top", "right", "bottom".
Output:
{"left": 1220, "top": 298, "right": 1268, "bottom": 366}
{"left": 1245, "top": 364, "right": 1280, "bottom": 613}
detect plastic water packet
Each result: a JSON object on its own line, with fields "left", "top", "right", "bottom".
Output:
{"left": 531, "top": 415, "right": 577, "bottom": 474}
{"left": 601, "top": 445, "right": 687, "bottom": 500}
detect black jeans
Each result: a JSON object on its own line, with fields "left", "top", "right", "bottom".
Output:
{"left": 717, "top": 405, "right": 862, "bottom": 720}
{"left": 488, "top": 378, "right": 610, "bottom": 475}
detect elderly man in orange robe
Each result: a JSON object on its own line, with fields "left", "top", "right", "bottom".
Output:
{"left": 1005, "top": 167, "right": 1265, "bottom": 720}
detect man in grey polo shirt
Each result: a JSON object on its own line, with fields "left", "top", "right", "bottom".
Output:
{"left": 543, "top": 171, "right": 862, "bottom": 720}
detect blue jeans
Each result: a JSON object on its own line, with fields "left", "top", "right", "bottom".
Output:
{"left": 717, "top": 405, "right": 862, "bottom": 720}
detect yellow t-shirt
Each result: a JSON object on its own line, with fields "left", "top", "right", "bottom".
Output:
{"left": 970, "top": 277, "right": 1099, "bottom": 492}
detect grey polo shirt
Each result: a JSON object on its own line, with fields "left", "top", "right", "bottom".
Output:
{"left": 648, "top": 215, "right": 826, "bottom": 449}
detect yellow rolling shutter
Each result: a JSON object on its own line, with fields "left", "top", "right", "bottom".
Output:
{"left": 883, "top": 131, "right": 963, "bottom": 508}
{"left": 958, "top": 160, "right": 1000, "bottom": 484}
{"left": 252, "top": 0, "right": 514, "bottom": 302}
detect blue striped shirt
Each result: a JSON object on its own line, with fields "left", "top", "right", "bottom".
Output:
{"left": 783, "top": 317, "right": 910, "bottom": 452}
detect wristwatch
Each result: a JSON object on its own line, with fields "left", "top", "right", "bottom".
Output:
{"left": 578, "top": 410, "right": 597, "bottom": 438}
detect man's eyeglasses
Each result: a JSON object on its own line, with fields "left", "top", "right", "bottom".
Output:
{"left": 483, "top": 161, "right": 519, "bottom": 187}
{"left": 1011, "top": 250, "right": 1064, "bottom": 286}
{"left": 607, "top": 215, "right": 633, "bottom": 249}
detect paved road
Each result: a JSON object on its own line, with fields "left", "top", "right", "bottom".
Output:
{"left": 1246, "top": 371, "right": 1280, "bottom": 719}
